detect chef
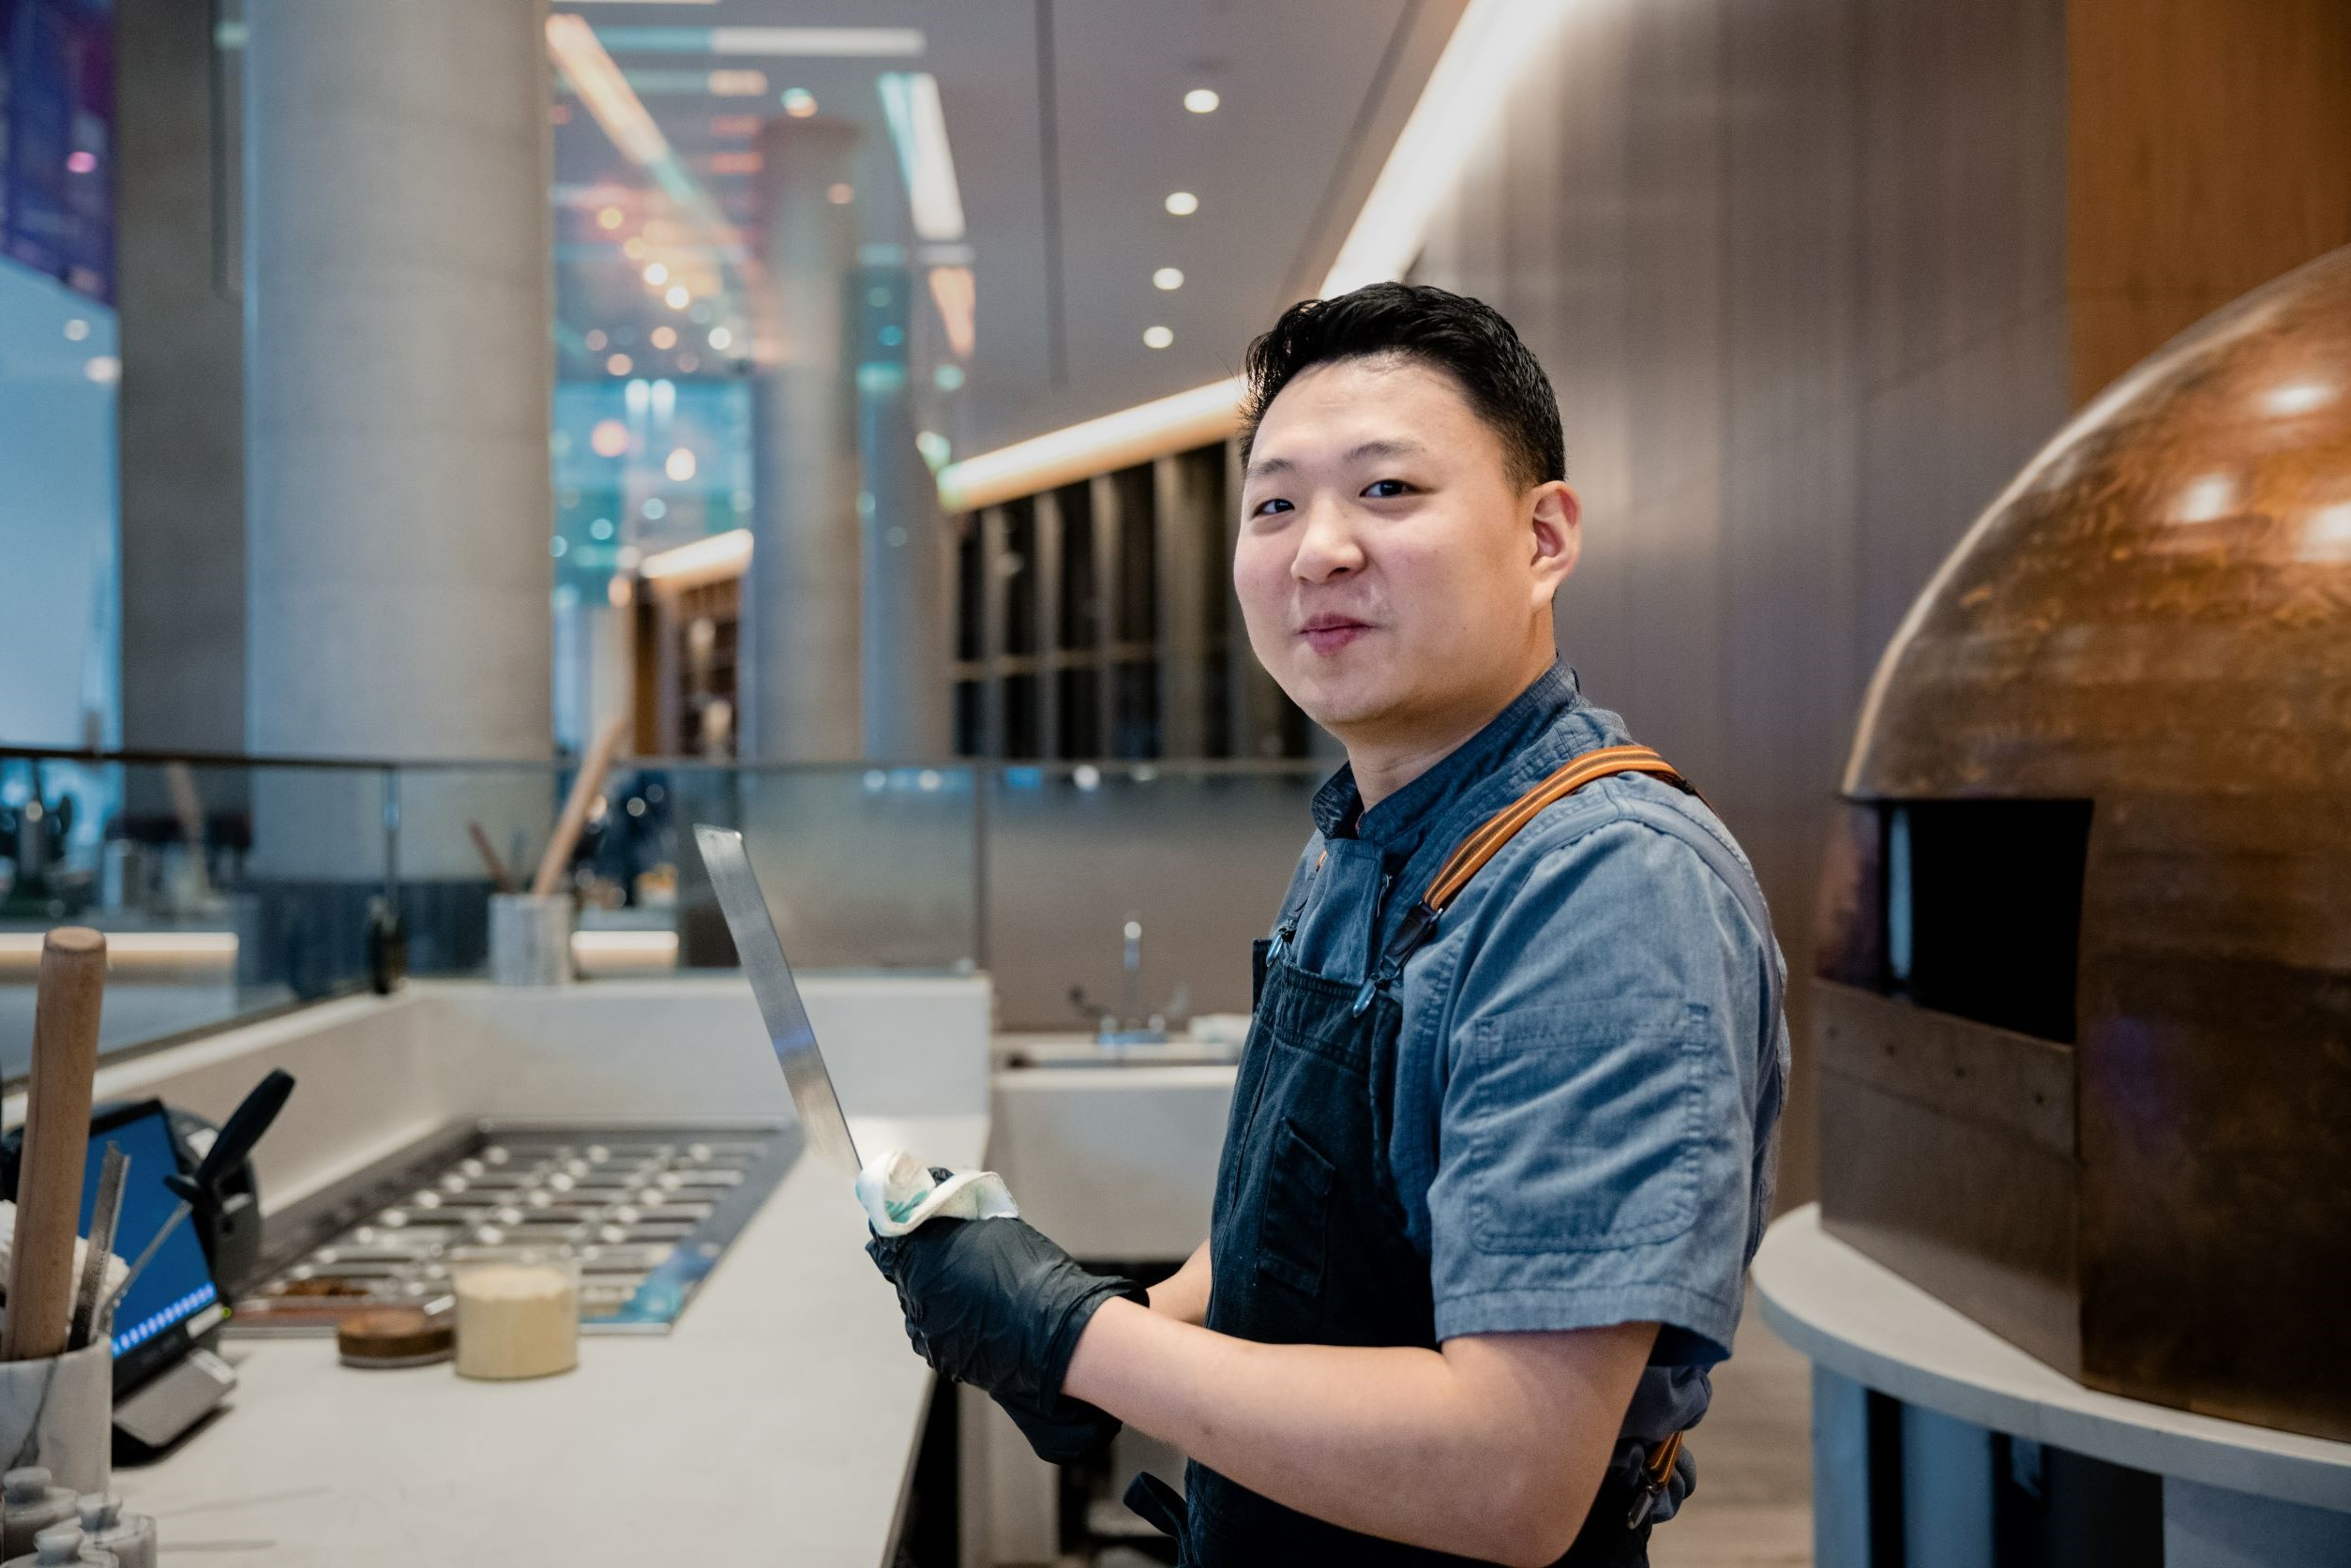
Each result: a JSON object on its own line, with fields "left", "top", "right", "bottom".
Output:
{"left": 869, "top": 282, "right": 1788, "bottom": 1567}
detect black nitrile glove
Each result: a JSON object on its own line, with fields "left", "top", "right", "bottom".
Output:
{"left": 866, "top": 1214, "right": 1145, "bottom": 1410}
{"left": 991, "top": 1384, "right": 1124, "bottom": 1465}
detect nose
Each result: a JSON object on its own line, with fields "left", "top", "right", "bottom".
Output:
{"left": 1290, "top": 496, "right": 1364, "bottom": 582}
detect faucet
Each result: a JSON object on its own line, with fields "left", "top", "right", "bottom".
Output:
{"left": 1066, "top": 913, "right": 1175, "bottom": 1045}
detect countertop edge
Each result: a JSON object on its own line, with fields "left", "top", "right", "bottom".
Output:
{"left": 1752, "top": 1204, "right": 2351, "bottom": 1512}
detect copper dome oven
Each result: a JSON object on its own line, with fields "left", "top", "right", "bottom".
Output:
{"left": 1815, "top": 246, "right": 2351, "bottom": 1442}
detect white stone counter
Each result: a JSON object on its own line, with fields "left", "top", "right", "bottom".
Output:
{"left": 1755, "top": 1203, "right": 2351, "bottom": 1566}
{"left": 15, "top": 977, "right": 994, "bottom": 1567}
{"left": 115, "top": 1110, "right": 978, "bottom": 1567}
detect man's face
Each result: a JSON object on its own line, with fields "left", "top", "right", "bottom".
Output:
{"left": 1234, "top": 355, "right": 1579, "bottom": 746}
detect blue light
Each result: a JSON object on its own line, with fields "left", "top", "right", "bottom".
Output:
{"left": 113, "top": 1281, "right": 218, "bottom": 1357}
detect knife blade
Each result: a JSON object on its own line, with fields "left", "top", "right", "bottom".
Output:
{"left": 693, "top": 825, "right": 864, "bottom": 1176}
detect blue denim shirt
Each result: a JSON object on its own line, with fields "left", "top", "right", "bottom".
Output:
{"left": 1272, "top": 664, "right": 1787, "bottom": 1463}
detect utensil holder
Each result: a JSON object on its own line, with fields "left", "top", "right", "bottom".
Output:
{"left": 0, "top": 1339, "right": 111, "bottom": 1497}
{"left": 489, "top": 894, "right": 574, "bottom": 987}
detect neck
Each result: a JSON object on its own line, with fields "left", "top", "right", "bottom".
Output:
{"left": 1343, "top": 647, "right": 1557, "bottom": 810}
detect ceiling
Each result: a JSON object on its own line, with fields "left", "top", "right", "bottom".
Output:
{"left": 551, "top": 0, "right": 1468, "bottom": 459}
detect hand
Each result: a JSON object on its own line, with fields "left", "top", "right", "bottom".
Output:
{"left": 867, "top": 1215, "right": 1144, "bottom": 1409}
{"left": 991, "top": 1384, "right": 1124, "bottom": 1465}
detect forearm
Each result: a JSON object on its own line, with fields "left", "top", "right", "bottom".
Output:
{"left": 1064, "top": 1299, "right": 1650, "bottom": 1565}
{"left": 1144, "top": 1240, "right": 1213, "bottom": 1325}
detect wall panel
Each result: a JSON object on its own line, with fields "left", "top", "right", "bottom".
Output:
{"left": 2067, "top": 0, "right": 2351, "bottom": 401}
{"left": 1412, "top": 0, "right": 2072, "bottom": 1204}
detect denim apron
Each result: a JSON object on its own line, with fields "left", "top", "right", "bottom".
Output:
{"left": 1127, "top": 746, "right": 1728, "bottom": 1568}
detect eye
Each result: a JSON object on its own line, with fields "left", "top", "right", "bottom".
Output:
{"left": 1364, "top": 478, "right": 1414, "bottom": 499}
{"left": 1252, "top": 497, "right": 1295, "bottom": 517}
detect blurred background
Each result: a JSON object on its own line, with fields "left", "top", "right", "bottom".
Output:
{"left": 2, "top": 0, "right": 2347, "bottom": 1205}
{"left": 0, "top": 3, "right": 2347, "bottom": 1564}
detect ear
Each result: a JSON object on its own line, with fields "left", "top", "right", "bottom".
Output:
{"left": 1528, "top": 480, "right": 1581, "bottom": 603}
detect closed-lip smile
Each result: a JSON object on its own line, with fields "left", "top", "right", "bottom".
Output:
{"left": 1298, "top": 614, "right": 1373, "bottom": 653}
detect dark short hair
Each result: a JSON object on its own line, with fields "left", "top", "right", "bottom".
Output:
{"left": 1239, "top": 282, "right": 1564, "bottom": 490}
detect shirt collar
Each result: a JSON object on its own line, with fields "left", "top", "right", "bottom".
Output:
{"left": 1309, "top": 662, "right": 1586, "bottom": 850}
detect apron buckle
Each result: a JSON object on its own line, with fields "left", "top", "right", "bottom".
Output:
{"left": 1625, "top": 1428, "right": 1686, "bottom": 1529}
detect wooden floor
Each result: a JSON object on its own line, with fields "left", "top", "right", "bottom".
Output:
{"left": 1650, "top": 1296, "right": 1816, "bottom": 1568}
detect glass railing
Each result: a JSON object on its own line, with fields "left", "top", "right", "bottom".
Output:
{"left": 0, "top": 746, "right": 1330, "bottom": 1076}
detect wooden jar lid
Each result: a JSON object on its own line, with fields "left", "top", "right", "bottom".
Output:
{"left": 337, "top": 1307, "right": 454, "bottom": 1368}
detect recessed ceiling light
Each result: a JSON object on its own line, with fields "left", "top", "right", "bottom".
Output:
{"left": 650, "top": 325, "right": 677, "bottom": 350}
{"left": 596, "top": 205, "right": 625, "bottom": 230}
{"left": 1143, "top": 325, "right": 1174, "bottom": 349}
{"left": 708, "top": 326, "right": 734, "bottom": 351}
{"left": 607, "top": 353, "right": 634, "bottom": 376}
{"left": 1183, "top": 89, "right": 1219, "bottom": 113}
{"left": 1153, "top": 267, "right": 1184, "bottom": 291}
{"left": 666, "top": 284, "right": 692, "bottom": 309}
{"left": 781, "top": 87, "right": 817, "bottom": 117}
{"left": 1164, "top": 191, "right": 1198, "bottom": 217}
{"left": 643, "top": 262, "right": 669, "bottom": 285}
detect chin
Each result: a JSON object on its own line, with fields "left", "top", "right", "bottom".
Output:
{"left": 1284, "top": 664, "right": 1402, "bottom": 735}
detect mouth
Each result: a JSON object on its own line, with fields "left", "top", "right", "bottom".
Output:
{"left": 1296, "top": 615, "right": 1373, "bottom": 656}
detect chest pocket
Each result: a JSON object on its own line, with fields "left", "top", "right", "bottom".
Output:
{"left": 1257, "top": 1117, "right": 1339, "bottom": 1297}
{"left": 1459, "top": 1001, "right": 1721, "bottom": 1252}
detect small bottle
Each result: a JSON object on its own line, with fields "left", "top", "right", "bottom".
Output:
{"left": 0, "top": 1522, "right": 114, "bottom": 1567}
{"left": 74, "top": 1498, "right": 152, "bottom": 1568}
{"left": 0, "top": 1471, "right": 76, "bottom": 1560}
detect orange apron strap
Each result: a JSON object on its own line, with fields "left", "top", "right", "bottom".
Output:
{"left": 1421, "top": 745, "right": 1693, "bottom": 913}
{"left": 1348, "top": 744, "right": 1695, "bottom": 1018}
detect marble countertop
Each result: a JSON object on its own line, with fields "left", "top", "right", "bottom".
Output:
{"left": 116, "top": 1112, "right": 981, "bottom": 1567}
{"left": 1753, "top": 1204, "right": 2351, "bottom": 1511}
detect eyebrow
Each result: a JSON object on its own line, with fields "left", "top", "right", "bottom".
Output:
{"left": 1245, "top": 438, "right": 1429, "bottom": 481}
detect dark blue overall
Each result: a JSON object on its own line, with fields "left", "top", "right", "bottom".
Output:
{"left": 1127, "top": 744, "right": 1777, "bottom": 1567}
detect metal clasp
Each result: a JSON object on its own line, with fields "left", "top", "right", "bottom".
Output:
{"left": 1625, "top": 1430, "right": 1686, "bottom": 1529}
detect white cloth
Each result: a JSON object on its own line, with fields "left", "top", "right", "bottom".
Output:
{"left": 855, "top": 1147, "right": 1020, "bottom": 1238}
{"left": 0, "top": 1199, "right": 129, "bottom": 1304}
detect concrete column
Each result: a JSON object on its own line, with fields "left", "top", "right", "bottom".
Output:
{"left": 856, "top": 269, "right": 950, "bottom": 761}
{"left": 243, "top": 0, "right": 553, "bottom": 762}
{"left": 116, "top": 0, "right": 244, "bottom": 755}
{"left": 743, "top": 117, "right": 860, "bottom": 761}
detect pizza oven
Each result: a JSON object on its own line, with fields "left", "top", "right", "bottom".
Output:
{"left": 1814, "top": 246, "right": 2351, "bottom": 1441}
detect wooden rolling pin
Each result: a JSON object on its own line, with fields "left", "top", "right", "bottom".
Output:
{"left": 529, "top": 716, "right": 628, "bottom": 897}
{"left": 3, "top": 928, "right": 105, "bottom": 1363}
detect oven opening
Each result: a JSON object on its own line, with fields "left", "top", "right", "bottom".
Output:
{"left": 1822, "top": 797, "right": 2093, "bottom": 1045}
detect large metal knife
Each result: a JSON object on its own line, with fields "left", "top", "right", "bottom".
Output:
{"left": 694, "top": 825, "right": 864, "bottom": 1176}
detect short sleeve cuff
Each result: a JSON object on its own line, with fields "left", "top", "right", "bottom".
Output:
{"left": 1434, "top": 1279, "right": 1740, "bottom": 1365}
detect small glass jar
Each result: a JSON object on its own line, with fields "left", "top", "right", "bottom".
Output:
{"left": 448, "top": 1247, "right": 580, "bottom": 1381}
